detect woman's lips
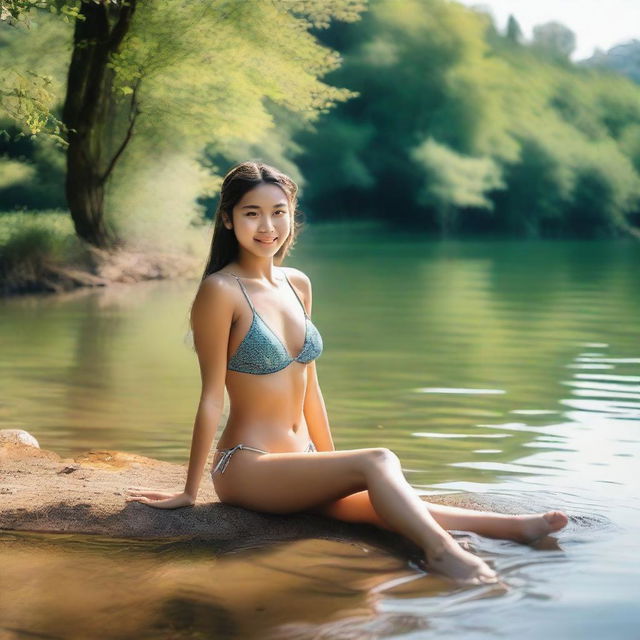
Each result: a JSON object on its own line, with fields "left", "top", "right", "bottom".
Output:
{"left": 255, "top": 237, "right": 277, "bottom": 244}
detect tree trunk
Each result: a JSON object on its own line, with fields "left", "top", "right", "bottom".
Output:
{"left": 62, "top": 0, "right": 138, "bottom": 249}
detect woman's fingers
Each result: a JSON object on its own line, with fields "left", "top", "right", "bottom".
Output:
{"left": 127, "top": 486, "right": 163, "bottom": 492}
{"left": 127, "top": 496, "right": 172, "bottom": 509}
{"left": 126, "top": 495, "right": 167, "bottom": 504}
{"left": 125, "top": 492, "right": 194, "bottom": 510}
{"left": 125, "top": 489, "right": 173, "bottom": 500}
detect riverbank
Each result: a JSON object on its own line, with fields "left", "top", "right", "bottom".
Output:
{"left": 0, "top": 210, "right": 208, "bottom": 297}
{"left": 1, "top": 244, "right": 204, "bottom": 296}
{"left": 0, "top": 430, "right": 516, "bottom": 557}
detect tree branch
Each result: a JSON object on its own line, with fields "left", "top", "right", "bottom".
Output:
{"left": 101, "top": 76, "right": 141, "bottom": 183}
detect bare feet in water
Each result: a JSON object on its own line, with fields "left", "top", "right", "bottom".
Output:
{"left": 426, "top": 539, "right": 498, "bottom": 586}
{"left": 421, "top": 511, "right": 569, "bottom": 585}
{"left": 514, "top": 510, "right": 569, "bottom": 543}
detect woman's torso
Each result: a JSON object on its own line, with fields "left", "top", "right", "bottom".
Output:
{"left": 213, "top": 266, "right": 320, "bottom": 454}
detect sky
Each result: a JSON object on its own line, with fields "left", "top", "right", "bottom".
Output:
{"left": 456, "top": 0, "right": 640, "bottom": 60}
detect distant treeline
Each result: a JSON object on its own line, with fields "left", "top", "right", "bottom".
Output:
{"left": 288, "top": 1, "right": 640, "bottom": 237}
{"left": 2, "top": 0, "right": 640, "bottom": 239}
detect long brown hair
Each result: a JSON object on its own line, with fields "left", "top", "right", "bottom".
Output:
{"left": 187, "top": 161, "right": 304, "bottom": 342}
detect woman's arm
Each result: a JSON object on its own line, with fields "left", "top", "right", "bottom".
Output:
{"left": 288, "top": 268, "right": 335, "bottom": 453}
{"left": 303, "top": 360, "right": 335, "bottom": 452}
{"left": 184, "top": 275, "right": 235, "bottom": 499}
{"left": 126, "top": 274, "right": 234, "bottom": 508}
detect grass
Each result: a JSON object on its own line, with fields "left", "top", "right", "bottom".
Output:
{"left": 0, "top": 209, "right": 89, "bottom": 294}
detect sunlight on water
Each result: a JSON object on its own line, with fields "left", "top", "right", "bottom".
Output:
{"left": 415, "top": 388, "right": 507, "bottom": 394}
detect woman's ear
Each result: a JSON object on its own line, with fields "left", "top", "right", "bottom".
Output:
{"left": 222, "top": 211, "right": 233, "bottom": 230}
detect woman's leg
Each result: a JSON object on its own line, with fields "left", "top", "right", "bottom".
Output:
{"left": 354, "top": 449, "right": 499, "bottom": 582}
{"left": 423, "top": 501, "right": 568, "bottom": 542}
{"left": 216, "top": 447, "right": 498, "bottom": 585}
{"left": 309, "top": 490, "right": 569, "bottom": 543}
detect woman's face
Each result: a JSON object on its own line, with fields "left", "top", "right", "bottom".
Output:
{"left": 225, "top": 183, "right": 291, "bottom": 257}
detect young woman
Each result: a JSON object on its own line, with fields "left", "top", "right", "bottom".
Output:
{"left": 126, "top": 161, "right": 569, "bottom": 585}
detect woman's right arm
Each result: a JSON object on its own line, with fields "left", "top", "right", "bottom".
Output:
{"left": 183, "top": 275, "right": 235, "bottom": 501}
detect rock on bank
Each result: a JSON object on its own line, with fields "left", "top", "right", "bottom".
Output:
{"left": 0, "top": 429, "right": 517, "bottom": 558}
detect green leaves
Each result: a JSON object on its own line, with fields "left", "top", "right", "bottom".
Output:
{"left": 0, "top": 69, "right": 67, "bottom": 143}
{"left": 297, "top": 0, "right": 640, "bottom": 236}
{"left": 412, "top": 138, "right": 505, "bottom": 211}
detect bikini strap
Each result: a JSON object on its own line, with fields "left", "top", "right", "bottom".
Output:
{"left": 281, "top": 269, "right": 308, "bottom": 318}
{"left": 225, "top": 269, "right": 305, "bottom": 317}
{"left": 226, "top": 273, "right": 255, "bottom": 312}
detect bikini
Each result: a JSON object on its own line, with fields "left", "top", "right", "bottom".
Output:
{"left": 211, "top": 268, "right": 323, "bottom": 476}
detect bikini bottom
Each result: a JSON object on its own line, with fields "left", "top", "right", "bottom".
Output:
{"left": 211, "top": 440, "right": 317, "bottom": 476}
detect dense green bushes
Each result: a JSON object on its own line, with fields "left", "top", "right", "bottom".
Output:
{"left": 293, "top": 0, "right": 640, "bottom": 236}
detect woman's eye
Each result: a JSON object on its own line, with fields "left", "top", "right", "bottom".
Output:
{"left": 274, "top": 210, "right": 286, "bottom": 215}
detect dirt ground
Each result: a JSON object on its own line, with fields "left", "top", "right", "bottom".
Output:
{"left": 0, "top": 429, "right": 510, "bottom": 558}
{"left": 1, "top": 244, "right": 204, "bottom": 297}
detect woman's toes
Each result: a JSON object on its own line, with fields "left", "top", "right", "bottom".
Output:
{"left": 465, "top": 570, "right": 498, "bottom": 586}
{"left": 518, "top": 510, "right": 569, "bottom": 542}
{"left": 544, "top": 510, "right": 569, "bottom": 533}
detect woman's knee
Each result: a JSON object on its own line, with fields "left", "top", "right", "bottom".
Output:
{"left": 362, "top": 447, "right": 402, "bottom": 471}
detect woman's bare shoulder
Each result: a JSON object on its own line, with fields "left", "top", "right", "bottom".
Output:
{"left": 281, "top": 266, "right": 313, "bottom": 312}
{"left": 281, "top": 266, "right": 311, "bottom": 288}
{"left": 200, "top": 270, "right": 240, "bottom": 289}
{"left": 193, "top": 272, "right": 239, "bottom": 314}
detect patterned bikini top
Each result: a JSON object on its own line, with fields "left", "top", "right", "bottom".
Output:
{"left": 226, "top": 269, "right": 323, "bottom": 375}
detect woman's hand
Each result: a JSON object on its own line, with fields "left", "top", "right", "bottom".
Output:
{"left": 125, "top": 487, "right": 195, "bottom": 509}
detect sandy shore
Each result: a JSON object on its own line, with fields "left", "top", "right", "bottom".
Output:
{"left": 0, "top": 429, "right": 520, "bottom": 559}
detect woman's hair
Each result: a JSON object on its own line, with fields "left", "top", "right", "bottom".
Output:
{"left": 187, "top": 160, "right": 304, "bottom": 342}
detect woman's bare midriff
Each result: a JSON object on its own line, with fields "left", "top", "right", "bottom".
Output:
{"left": 212, "top": 361, "right": 312, "bottom": 491}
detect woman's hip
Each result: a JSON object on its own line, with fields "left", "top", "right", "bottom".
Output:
{"left": 212, "top": 439, "right": 316, "bottom": 476}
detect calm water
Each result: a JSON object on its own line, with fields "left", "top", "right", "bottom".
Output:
{"left": 1, "top": 224, "right": 639, "bottom": 639}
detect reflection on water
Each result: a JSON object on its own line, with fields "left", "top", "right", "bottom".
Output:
{"left": 1, "top": 230, "right": 639, "bottom": 638}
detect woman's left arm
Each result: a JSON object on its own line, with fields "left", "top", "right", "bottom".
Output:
{"left": 289, "top": 267, "right": 335, "bottom": 452}
{"left": 304, "top": 360, "right": 335, "bottom": 452}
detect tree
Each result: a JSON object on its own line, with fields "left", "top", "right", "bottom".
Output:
{"left": 411, "top": 137, "right": 504, "bottom": 234}
{"left": 1, "top": 0, "right": 367, "bottom": 248}
{"left": 532, "top": 21, "right": 576, "bottom": 60}
{"left": 505, "top": 14, "right": 523, "bottom": 45}
{"left": 62, "top": 0, "right": 138, "bottom": 248}
{"left": 297, "top": 0, "right": 640, "bottom": 237}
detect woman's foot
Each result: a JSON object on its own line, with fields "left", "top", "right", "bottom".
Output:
{"left": 514, "top": 510, "right": 569, "bottom": 543}
{"left": 425, "top": 539, "right": 498, "bottom": 586}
